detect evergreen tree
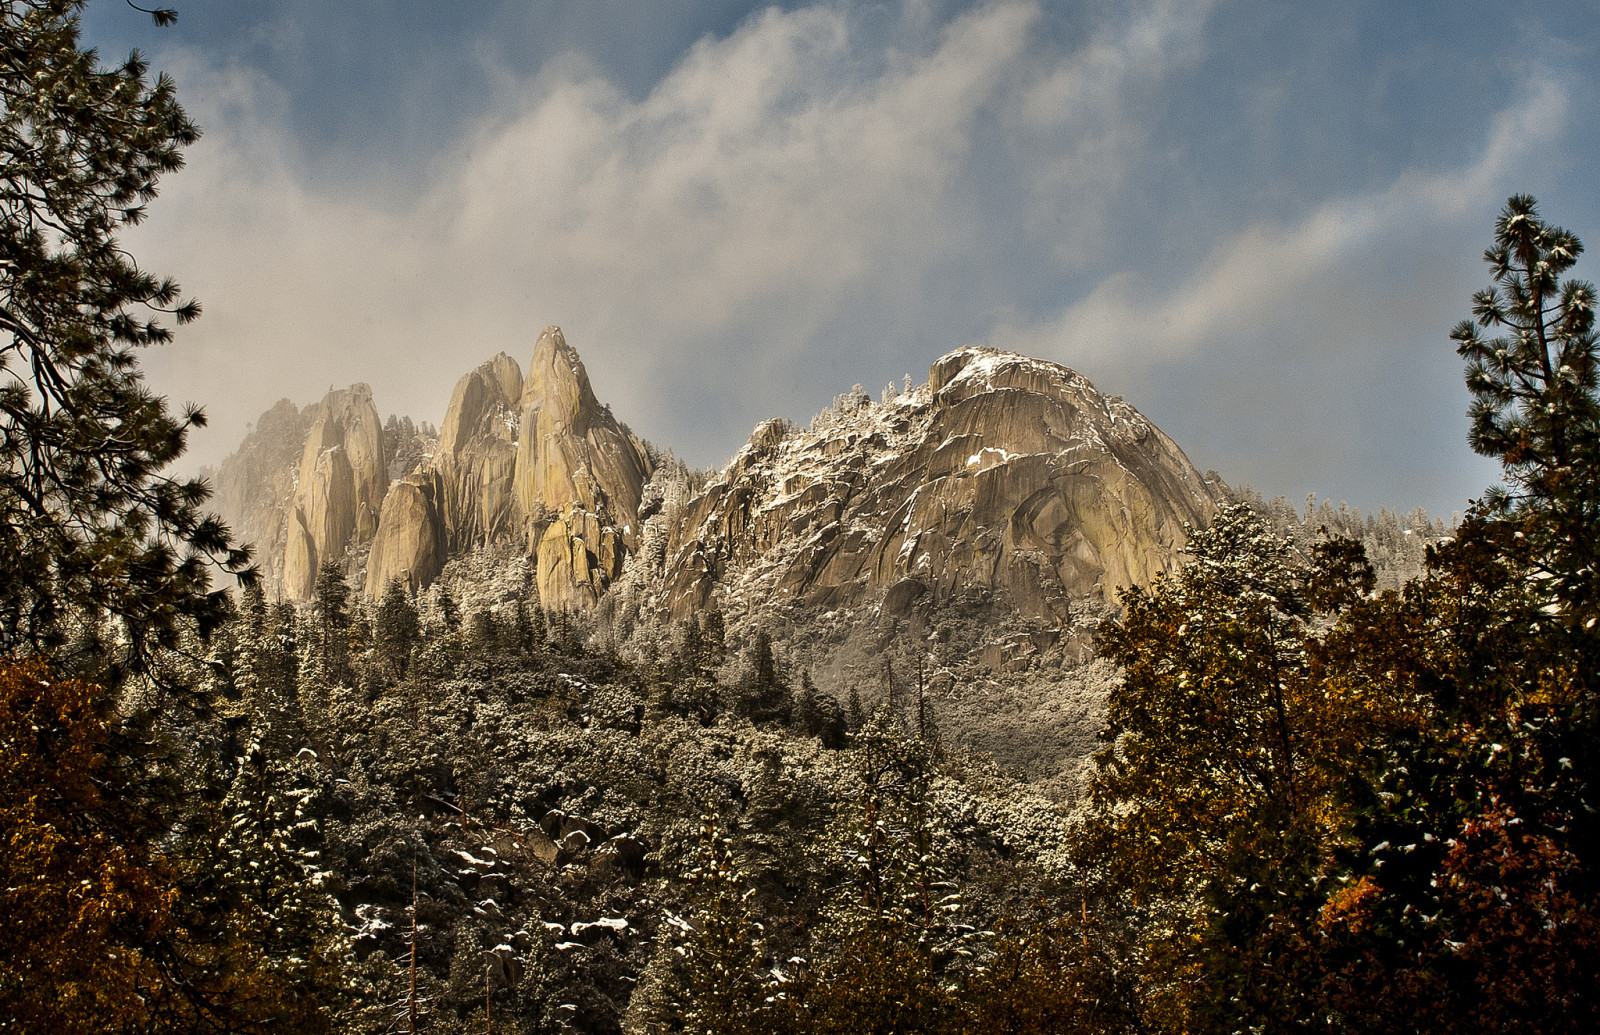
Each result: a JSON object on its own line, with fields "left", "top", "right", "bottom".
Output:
{"left": 311, "top": 560, "right": 350, "bottom": 683}
{"left": 1452, "top": 193, "right": 1599, "bottom": 624}
{"left": 513, "top": 594, "right": 543, "bottom": 654}
{"left": 736, "top": 630, "right": 788, "bottom": 723}
{"left": 374, "top": 576, "right": 419, "bottom": 678}
{"left": 436, "top": 585, "right": 461, "bottom": 635}
{"left": 790, "top": 669, "right": 845, "bottom": 748}
{"left": 796, "top": 713, "right": 967, "bottom": 1034}
{"left": 0, "top": 0, "right": 253, "bottom": 670}
{"left": 678, "top": 816, "right": 771, "bottom": 1035}
{"left": 1299, "top": 196, "right": 1600, "bottom": 1033}
{"left": 466, "top": 604, "right": 499, "bottom": 655}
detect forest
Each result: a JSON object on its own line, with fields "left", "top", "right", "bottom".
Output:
{"left": 2, "top": 3, "right": 1597, "bottom": 1032}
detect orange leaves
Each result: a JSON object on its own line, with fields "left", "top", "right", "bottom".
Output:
{"left": 0, "top": 658, "right": 341, "bottom": 1033}
{"left": 1316, "top": 874, "right": 1379, "bottom": 935}
{"left": 0, "top": 659, "right": 176, "bottom": 1034}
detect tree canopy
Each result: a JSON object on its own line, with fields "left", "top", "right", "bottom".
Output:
{"left": 0, "top": 0, "right": 251, "bottom": 671}
{"left": 1076, "top": 196, "right": 1600, "bottom": 1033}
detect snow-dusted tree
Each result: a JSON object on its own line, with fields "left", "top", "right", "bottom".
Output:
{"left": 1084, "top": 503, "right": 1382, "bottom": 1030}
{"left": 1453, "top": 194, "right": 1599, "bottom": 624}
{"left": 677, "top": 815, "right": 773, "bottom": 1035}
{"left": 203, "top": 734, "right": 345, "bottom": 998}
{"left": 796, "top": 712, "right": 968, "bottom": 1033}
{"left": 374, "top": 576, "right": 419, "bottom": 678}
{"left": 311, "top": 560, "right": 351, "bottom": 683}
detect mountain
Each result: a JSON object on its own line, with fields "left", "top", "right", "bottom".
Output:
{"left": 652, "top": 346, "right": 1216, "bottom": 625}
{"left": 210, "top": 331, "right": 1219, "bottom": 634}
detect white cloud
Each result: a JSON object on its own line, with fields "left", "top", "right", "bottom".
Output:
{"left": 124, "top": 0, "right": 1578, "bottom": 521}
{"left": 989, "top": 76, "right": 1570, "bottom": 371}
{"left": 128, "top": 0, "right": 1224, "bottom": 472}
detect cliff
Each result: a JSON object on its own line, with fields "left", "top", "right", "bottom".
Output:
{"left": 205, "top": 398, "right": 315, "bottom": 599}
{"left": 281, "top": 384, "right": 389, "bottom": 599}
{"left": 513, "top": 327, "right": 653, "bottom": 609}
{"left": 213, "top": 336, "right": 1217, "bottom": 630}
{"left": 656, "top": 347, "right": 1217, "bottom": 623}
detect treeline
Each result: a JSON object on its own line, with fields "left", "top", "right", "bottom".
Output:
{"left": 1230, "top": 487, "right": 1454, "bottom": 591}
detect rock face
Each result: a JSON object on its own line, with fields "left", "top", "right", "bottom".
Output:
{"left": 364, "top": 471, "right": 448, "bottom": 596}
{"left": 282, "top": 385, "right": 388, "bottom": 599}
{"left": 660, "top": 347, "right": 1218, "bottom": 623}
{"left": 436, "top": 353, "right": 525, "bottom": 552}
{"left": 206, "top": 398, "right": 316, "bottom": 599}
{"left": 513, "top": 327, "right": 652, "bottom": 609}
{"left": 211, "top": 336, "right": 1217, "bottom": 628}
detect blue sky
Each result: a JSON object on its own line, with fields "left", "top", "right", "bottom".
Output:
{"left": 83, "top": 0, "right": 1600, "bottom": 519}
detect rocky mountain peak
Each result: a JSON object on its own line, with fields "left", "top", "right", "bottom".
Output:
{"left": 654, "top": 346, "right": 1217, "bottom": 624}
{"left": 514, "top": 327, "right": 653, "bottom": 609}
{"left": 214, "top": 334, "right": 1217, "bottom": 632}
{"left": 437, "top": 351, "right": 523, "bottom": 461}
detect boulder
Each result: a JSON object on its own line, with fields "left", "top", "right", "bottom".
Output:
{"left": 364, "top": 472, "right": 448, "bottom": 596}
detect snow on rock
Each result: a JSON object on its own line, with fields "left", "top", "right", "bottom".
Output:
{"left": 571, "top": 916, "right": 629, "bottom": 936}
{"left": 657, "top": 346, "right": 1219, "bottom": 624}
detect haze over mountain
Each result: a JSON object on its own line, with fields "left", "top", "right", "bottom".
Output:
{"left": 80, "top": 1, "right": 1600, "bottom": 519}
{"left": 212, "top": 330, "right": 1219, "bottom": 623}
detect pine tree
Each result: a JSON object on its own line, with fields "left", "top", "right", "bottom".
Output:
{"left": 678, "top": 816, "right": 771, "bottom": 1035}
{"left": 736, "top": 630, "right": 788, "bottom": 723}
{"left": 437, "top": 585, "right": 461, "bottom": 635}
{"left": 1452, "top": 193, "right": 1600, "bottom": 624}
{"left": 311, "top": 560, "right": 351, "bottom": 683}
{"left": 0, "top": 0, "right": 253, "bottom": 670}
{"left": 797, "top": 713, "right": 967, "bottom": 1033}
{"left": 374, "top": 576, "right": 419, "bottom": 678}
{"left": 1298, "top": 196, "right": 1600, "bottom": 1033}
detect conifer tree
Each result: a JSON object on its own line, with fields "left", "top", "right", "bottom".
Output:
{"left": 737, "top": 630, "right": 788, "bottom": 723}
{"left": 1452, "top": 193, "right": 1600, "bottom": 623}
{"left": 1302, "top": 196, "right": 1600, "bottom": 1033}
{"left": 0, "top": 0, "right": 253, "bottom": 669}
{"left": 678, "top": 816, "right": 771, "bottom": 1035}
{"left": 375, "top": 576, "right": 419, "bottom": 678}
{"left": 436, "top": 585, "right": 462, "bottom": 635}
{"left": 311, "top": 560, "right": 351, "bottom": 682}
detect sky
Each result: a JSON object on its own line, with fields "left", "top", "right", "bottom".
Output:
{"left": 80, "top": 0, "right": 1600, "bottom": 520}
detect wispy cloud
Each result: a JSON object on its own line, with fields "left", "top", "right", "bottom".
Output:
{"left": 122, "top": 0, "right": 1592, "bottom": 517}
{"left": 990, "top": 76, "right": 1569, "bottom": 370}
{"left": 131, "top": 0, "right": 1217, "bottom": 472}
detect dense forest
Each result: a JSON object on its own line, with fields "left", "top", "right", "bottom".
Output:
{"left": 2, "top": 4, "right": 1597, "bottom": 1033}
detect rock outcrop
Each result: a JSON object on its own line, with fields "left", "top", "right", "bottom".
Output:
{"left": 364, "top": 471, "right": 448, "bottom": 596}
{"left": 435, "top": 353, "right": 525, "bottom": 551}
{"left": 211, "top": 335, "right": 1218, "bottom": 629}
{"left": 206, "top": 398, "right": 316, "bottom": 599}
{"left": 514, "top": 327, "right": 652, "bottom": 609}
{"left": 282, "top": 384, "right": 388, "bottom": 599}
{"left": 659, "top": 347, "right": 1218, "bottom": 623}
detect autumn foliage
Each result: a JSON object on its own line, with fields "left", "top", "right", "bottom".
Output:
{"left": 0, "top": 661, "right": 176, "bottom": 1031}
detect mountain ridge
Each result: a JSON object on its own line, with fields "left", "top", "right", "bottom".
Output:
{"left": 209, "top": 329, "right": 1222, "bottom": 632}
